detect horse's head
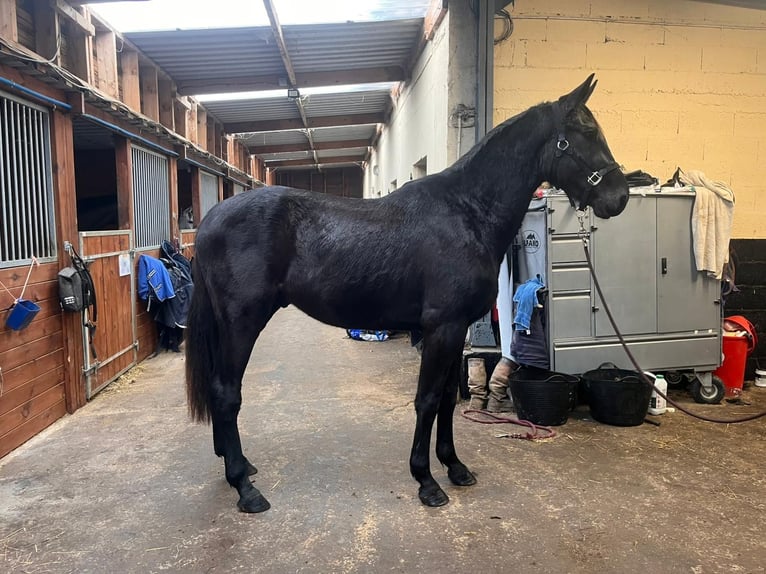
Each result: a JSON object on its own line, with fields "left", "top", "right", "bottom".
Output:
{"left": 543, "top": 74, "right": 629, "bottom": 219}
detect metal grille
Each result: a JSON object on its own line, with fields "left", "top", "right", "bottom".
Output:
{"left": 199, "top": 171, "right": 218, "bottom": 220}
{"left": 0, "top": 91, "right": 56, "bottom": 266}
{"left": 131, "top": 145, "right": 170, "bottom": 248}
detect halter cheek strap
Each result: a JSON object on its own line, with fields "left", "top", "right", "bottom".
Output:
{"left": 552, "top": 103, "right": 620, "bottom": 187}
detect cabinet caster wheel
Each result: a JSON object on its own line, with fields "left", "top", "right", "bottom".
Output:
{"left": 690, "top": 375, "right": 725, "bottom": 404}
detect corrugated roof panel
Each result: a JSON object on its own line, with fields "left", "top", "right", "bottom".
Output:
{"left": 126, "top": 28, "right": 284, "bottom": 86}
{"left": 237, "top": 130, "right": 309, "bottom": 146}
{"left": 301, "top": 89, "right": 391, "bottom": 118}
{"left": 310, "top": 124, "right": 377, "bottom": 142}
{"left": 284, "top": 19, "right": 423, "bottom": 73}
{"left": 282, "top": 162, "right": 362, "bottom": 171}
{"left": 317, "top": 147, "right": 369, "bottom": 159}
{"left": 203, "top": 98, "right": 300, "bottom": 123}
{"left": 261, "top": 150, "right": 315, "bottom": 162}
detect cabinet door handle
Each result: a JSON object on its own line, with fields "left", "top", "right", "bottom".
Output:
{"left": 661, "top": 257, "right": 668, "bottom": 275}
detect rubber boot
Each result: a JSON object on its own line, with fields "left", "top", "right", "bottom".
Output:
{"left": 467, "top": 357, "right": 488, "bottom": 410}
{"left": 487, "top": 357, "right": 518, "bottom": 413}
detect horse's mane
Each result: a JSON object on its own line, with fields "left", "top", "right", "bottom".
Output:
{"left": 450, "top": 100, "right": 601, "bottom": 172}
{"left": 450, "top": 101, "right": 548, "bottom": 171}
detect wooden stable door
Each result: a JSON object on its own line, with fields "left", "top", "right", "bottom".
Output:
{"left": 78, "top": 231, "right": 137, "bottom": 398}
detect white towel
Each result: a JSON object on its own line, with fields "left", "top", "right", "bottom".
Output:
{"left": 678, "top": 169, "right": 735, "bottom": 280}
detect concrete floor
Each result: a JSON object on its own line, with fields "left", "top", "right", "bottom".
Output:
{"left": 1, "top": 306, "right": 765, "bottom": 574}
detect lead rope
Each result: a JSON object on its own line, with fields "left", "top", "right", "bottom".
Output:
{"left": 461, "top": 409, "right": 557, "bottom": 440}
{"left": 577, "top": 211, "right": 765, "bottom": 423}
{"left": 0, "top": 256, "right": 39, "bottom": 308}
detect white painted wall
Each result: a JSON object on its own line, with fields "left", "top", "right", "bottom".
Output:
{"left": 363, "top": 2, "right": 478, "bottom": 198}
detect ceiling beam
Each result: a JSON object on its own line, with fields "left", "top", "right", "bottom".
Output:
{"left": 267, "top": 155, "right": 364, "bottom": 168}
{"left": 225, "top": 113, "right": 384, "bottom": 134}
{"left": 247, "top": 139, "right": 371, "bottom": 154}
{"left": 263, "top": 0, "right": 297, "bottom": 87}
{"left": 264, "top": 0, "right": 324, "bottom": 167}
{"left": 176, "top": 66, "right": 405, "bottom": 96}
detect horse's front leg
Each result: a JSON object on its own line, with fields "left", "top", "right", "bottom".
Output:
{"left": 436, "top": 356, "right": 477, "bottom": 487}
{"left": 410, "top": 323, "right": 466, "bottom": 507}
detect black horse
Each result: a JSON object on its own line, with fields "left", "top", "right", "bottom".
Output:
{"left": 185, "top": 75, "right": 629, "bottom": 513}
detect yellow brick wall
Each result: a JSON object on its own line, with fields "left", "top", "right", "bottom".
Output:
{"left": 494, "top": 0, "right": 766, "bottom": 238}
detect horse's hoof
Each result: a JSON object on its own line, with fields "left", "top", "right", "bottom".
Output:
{"left": 448, "top": 465, "right": 477, "bottom": 487}
{"left": 419, "top": 486, "right": 449, "bottom": 507}
{"left": 237, "top": 492, "right": 271, "bottom": 513}
{"left": 246, "top": 461, "right": 258, "bottom": 476}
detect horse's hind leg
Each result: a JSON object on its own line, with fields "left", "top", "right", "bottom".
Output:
{"left": 210, "top": 305, "right": 276, "bottom": 513}
{"left": 436, "top": 355, "right": 476, "bottom": 487}
{"left": 410, "top": 323, "right": 466, "bottom": 507}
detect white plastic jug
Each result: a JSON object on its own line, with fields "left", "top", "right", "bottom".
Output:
{"left": 648, "top": 373, "right": 667, "bottom": 415}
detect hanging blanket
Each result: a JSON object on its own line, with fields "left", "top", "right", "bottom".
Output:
{"left": 679, "top": 169, "right": 735, "bottom": 280}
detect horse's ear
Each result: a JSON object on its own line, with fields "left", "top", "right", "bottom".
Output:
{"left": 558, "top": 73, "right": 597, "bottom": 114}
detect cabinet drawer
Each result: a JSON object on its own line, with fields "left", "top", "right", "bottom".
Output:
{"left": 551, "top": 294, "right": 592, "bottom": 339}
{"left": 548, "top": 200, "right": 589, "bottom": 235}
{"left": 550, "top": 238, "right": 587, "bottom": 264}
{"left": 550, "top": 267, "right": 590, "bottom": 292}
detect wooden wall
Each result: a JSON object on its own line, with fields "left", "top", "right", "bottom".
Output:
{"left": 0, "top": 262, "right": 66, "bottom": 459}
{"left": 275, "top": 167, "right": 363, "bottom": 198}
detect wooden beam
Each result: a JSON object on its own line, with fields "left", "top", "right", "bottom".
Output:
{"left": 249, "top": 139, "right": 371, "bottom": 154}
{"left": 214, "top": 123, "right": 223, "bottom": 157}
{"left": 188, "top": 101, "right": 198, "bottom": 144}
{"left": 49, "top": 110, "right": 85, "bottom": 413}
{"left": 115, "top": 138, "right": 133, "bottom": 230}
{"left": 263, "top": 0, "right": 296, "bottom": 86}
{"left": 225, "top": 113, "right": 384, "bottom": 134}
{"left": 190, "top": 167, "right": 201, "bottom": 228}
{"left": 66, "top": 25, "right": 92, "bottom": 83}
{"left": 0, "top": 0, "right": 18, "bottom": 43}
{"left": 52, "top": 0, "right": 95, "bottom": 36}
{"left": 168, "top": 157, "right": 179, "bottom": 241}
{"left": 267, "top": 155, "right": 363, "bottom": 167}
{"left": 35, "top": 2, "right": 60, "bottom": 62}
{"left": 206, "top": 118, "right": 216, "bottom": 154}
{"left": 173, "top": 99, "right": 187, "bottom": 137}
{"left": 424, "top": 0, "right": 448, "bottom": 41}
{"left": 196, "top": 107, "right": 207, "bottom": 150}
{"left": 176, "top": 66, "right": 405, "bottom": 95}
{"left": 120, "top": 50, "right": 140, "bottom": 111}
{"left": 158, "top": 77, "right": 175, "bottom": 130}
{"left": 94, "top": 30, "right": 118, "bottom": 98}
{"left": 139, "top": 65, "right": 159, "bottom": 121}
{"left": 225, "top": 136, "right": 234, "bottom": 163}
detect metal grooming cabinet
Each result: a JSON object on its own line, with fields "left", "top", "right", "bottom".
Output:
{"left": 524, "top": 188, "right": 721, "bottom": 383}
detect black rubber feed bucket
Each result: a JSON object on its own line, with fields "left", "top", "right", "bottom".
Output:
{"left": 582, "top": 364, "right": 652, "bottom": 426}
{"left": 509, "top": 367, "right": 579, "bottom": 426}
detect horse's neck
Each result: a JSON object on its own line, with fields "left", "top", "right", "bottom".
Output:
{"left": 457, "top": 106, "right": 552, "bottom": 262}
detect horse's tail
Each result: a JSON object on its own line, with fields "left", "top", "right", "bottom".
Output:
{"left": 185, "top": 258, "right": 216, "bottom": 423}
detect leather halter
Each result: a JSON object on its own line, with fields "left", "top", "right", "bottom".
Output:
{"left": 552, "top": 102, "right": 620, "bottom": 187}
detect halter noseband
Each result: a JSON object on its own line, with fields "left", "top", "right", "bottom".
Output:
{"left": 552, "top": 102, "right": 620, "bottom": 187}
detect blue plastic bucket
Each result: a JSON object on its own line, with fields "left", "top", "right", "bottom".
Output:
{"left": 5, "top": 299, "right": 40, "bottom": 331}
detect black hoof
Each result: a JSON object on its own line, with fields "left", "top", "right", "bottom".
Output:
{"left": 237, "top": 492, "right": 271, "bottom": 513}
{"left": 246, "top": 461, "right": 258, "bottom": 476}
{"left": 448, "top": 465, "right": 477, "bottom": 487}
{"left": 419, "top": 486, "right": 449, "bottom": 507}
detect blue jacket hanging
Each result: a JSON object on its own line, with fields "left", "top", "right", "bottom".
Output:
{"left": 512, "top": 276, "right": 545, "bottom": 332}
{"left": 138, "top": 254, "right": 175, "bottom": 302}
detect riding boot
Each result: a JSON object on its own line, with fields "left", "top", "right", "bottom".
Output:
{"left": 466, "top": 357, "right": 488, "bottom": 410}
{"left": 487, "top": 357, "right": 518, "bottom": 413}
